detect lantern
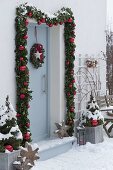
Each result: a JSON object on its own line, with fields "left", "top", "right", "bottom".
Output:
{"left": 77, "top": 126, "right": 86, "bottom": 145}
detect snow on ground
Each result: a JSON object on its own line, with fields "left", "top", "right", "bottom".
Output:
{"left": 33, "top": 136, "right": 113, "bottom": 170}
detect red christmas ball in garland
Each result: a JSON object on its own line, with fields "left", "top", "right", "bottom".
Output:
{"left": 19, "top": 45, "right": 25, "bottom": 51}
{"left": 70, "top": 107, "right": 75, "bottom": 112}
{"left": 5, "top": 145, "right": 13, "bottom": 152}
{"left": 69, "top": 38, "right": 75, "bottom": 43}
{"left": 66, "top": 61, "right": 70, "bottom": 65}
{"left": 67, "top": 92, "right": 70, "bottom": 96}
{"left": 69, "top": 84, "right": 73, "bottom": 88}
{"left": 19, "top": 66, "right": 26, "bottom": 71}
{"left": 72, "top": 79, "right": 75, "bottom": 83}
{"left": 24, "top": 82, "right": 28, "bottom": 86}
{"left": 74, "top": 91, "right": 76, "bottom": 95}
{"left": 25, "top": 19, "right": 29, "bottom": 26}
{"left": 68, "top": 18, "right": 73, "bottom": 23}
{"left": 26, "top": 122, "right": 30, "bottom": 128}
{"left": 20, "top": 94, "right": 25, "bottom": 99}
{"left": 16, "top": 113, "right": 21, "bottom": 117}
{"left": 24, "top": 132, "right": 30, "bottom": 140}
{"left": 23, "top": 35, "right": 28, "bottom": 39}
{"left": 20, "top": 57, "right": 24, "bottom": 61}
{"left": 28, "top": 12, "right": 33, "bottom": 17}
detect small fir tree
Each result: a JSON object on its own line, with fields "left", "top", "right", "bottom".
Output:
{"left": 80, "top": 94, "right": 104, "bottom": 127}
{"left": 0, "top": 96, "right": 23, "bottom": 152}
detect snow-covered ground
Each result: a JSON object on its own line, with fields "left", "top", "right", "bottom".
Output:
{"left": 33, "top": 136, "right": 113, "bottom": 170}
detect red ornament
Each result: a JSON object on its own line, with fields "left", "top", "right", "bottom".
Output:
{"left": 24, "top": 82, "right": 28, "bottom": 86}
{"left": 38, "top": 21, "right": 41, "bottom": 25}
{"left": 68, "top": 18, "right": 73, "bottom": 23}
{"left": 20, "top": 57, "right": 24, "bottom": 61}
{"left": 19, "top": 66, "right": 26, "bottom": 71}
{"left": 40, "top": 18, "right": 46, "bottom": 23}
{"left": 72, "top": 79, "right": 75, "bottom": 83}
{"left": 25, "top": 19, "right": 29, "bottom": 26}
{"left": 74, "top": 91, "right": 76, "bottom": 95}
{"left": 16, "top": 113, "right": 21, "bottom": 117}
{"left": 19, "top": 45, "right": 25, "bottom": 51}
{"left": 54, "top": 23, "right": 58, "bottom": 26}
{"left": 70, "top": 107, "right": 74, "bottom": 112}
{"left": 5, "top": 145, "right": 13, "bottom": 152}
{"left": 69, "top": 84, "right": 72, "bottom": 88}
{"left": 48, "top": 24, "right": 53, "bottom": 27}
{"left": 91, "top": 120, "right": 98, "bottom": 126}
{"left": 28, "top": 12, "right": 33, "bottom": 17}
{"left": 70, "top": 70, "right": 74, "bottom": 75}
{"left": 59, "top": 22, "right": 63, "bottom": 25}
{"left": 26, "top": 122, "right": 30, "bottom": 128}
{"left": 67, "top": 92, "right": 70, "bottom": 96}
{"left": 24, "top": 132, "right": 30, "bottom": 140}
{"left": 69, "top": 38, "right": 75, "bottom": 43}
{"left": 23, "top": 35, "right": 28, "bottom": 39}
{"left": 66, "top": 61, "right": 70, "bottom": 65}
{"left": 20, "top": 94, "right": 25, "bottom": 99}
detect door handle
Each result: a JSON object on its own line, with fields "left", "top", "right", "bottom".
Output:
{"left": 42, "top": 74, "right": 46, "bottom": 93}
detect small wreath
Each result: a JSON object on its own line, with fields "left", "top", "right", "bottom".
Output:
{"left": 30, "top": 43, "right": 45, "bottom": 69}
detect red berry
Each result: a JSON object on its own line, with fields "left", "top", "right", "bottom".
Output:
{"left": 49, "top": 24, "right": 53, "bottom": 27}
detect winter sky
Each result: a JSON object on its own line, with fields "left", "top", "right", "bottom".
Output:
{"left": 107, "top": 0, "right": 113, "bottom": 29}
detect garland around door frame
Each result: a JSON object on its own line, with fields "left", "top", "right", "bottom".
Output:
{"left": 15, "top": 3, "right": 76, "bottom": 145}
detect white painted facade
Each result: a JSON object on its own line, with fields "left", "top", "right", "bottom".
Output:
{"left": 0, "top": 0, "right": 106, "bottom": 136}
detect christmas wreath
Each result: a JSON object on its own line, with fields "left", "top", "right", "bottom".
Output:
{"left": 30, "top": 43, "right": 45, "bottom": 69}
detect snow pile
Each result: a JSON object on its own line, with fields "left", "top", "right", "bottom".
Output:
{"left": 32, "top": 136, "right": 113, "bottom": 170}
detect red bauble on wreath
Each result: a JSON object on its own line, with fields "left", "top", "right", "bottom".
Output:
{"left": 30, "top": 43, "right": 45, "bottom": 69}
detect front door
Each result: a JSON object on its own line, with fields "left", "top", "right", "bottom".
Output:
{"left": 27, "top": 23, "right": 49, "bottom": 142}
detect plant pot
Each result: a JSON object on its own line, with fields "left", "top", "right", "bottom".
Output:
{"left": 85, "top": 125, "right": 104, "bottom": 144}
{"left": 0, "top": 150, "right": 20, "bottom": 170}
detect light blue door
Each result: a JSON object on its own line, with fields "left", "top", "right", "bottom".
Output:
{"left": 27, "top": 24, "right": 49, "bottom": 142}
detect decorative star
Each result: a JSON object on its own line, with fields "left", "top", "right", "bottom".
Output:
{"left": 34, "top": 51, "right": 42, "bottom": 60}
{"left": 20, "top": 142, "right": 40, "bottom": 165}
{"left": 13, "top": 156, "right": 33, "bottom": 170}
{"left": 54, "top": 121, "right": 70, "bottom": 139}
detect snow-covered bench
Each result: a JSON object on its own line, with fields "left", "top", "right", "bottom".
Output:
{"left": 96, "top": 95, "right": 113, "bottom": 137}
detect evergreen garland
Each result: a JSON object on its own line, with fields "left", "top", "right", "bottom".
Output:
{"left": 15, "top": 3, "right": 76, "bottom": 144}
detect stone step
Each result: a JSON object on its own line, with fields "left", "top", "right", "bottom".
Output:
{"left": 36, "top": 137, "right": 75, "bottom": 161}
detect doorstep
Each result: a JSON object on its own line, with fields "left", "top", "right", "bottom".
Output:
{"left": 35, "top": 137, "right": 75, "bottom": 161}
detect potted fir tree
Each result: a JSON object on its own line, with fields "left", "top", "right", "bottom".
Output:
{"left": 0, "top": 96, "right": 23, "bottom": 170}
{"left": 81, "top": 94, "right": 104, "bottom": 144}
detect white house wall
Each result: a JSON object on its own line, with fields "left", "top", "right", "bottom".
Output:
{"left": 0, "top": 1, "right": 106, "bottom": 108}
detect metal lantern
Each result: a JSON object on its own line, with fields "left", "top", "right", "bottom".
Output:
{"left": 77, "top": 126, "right": 86, "bottom": 145}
